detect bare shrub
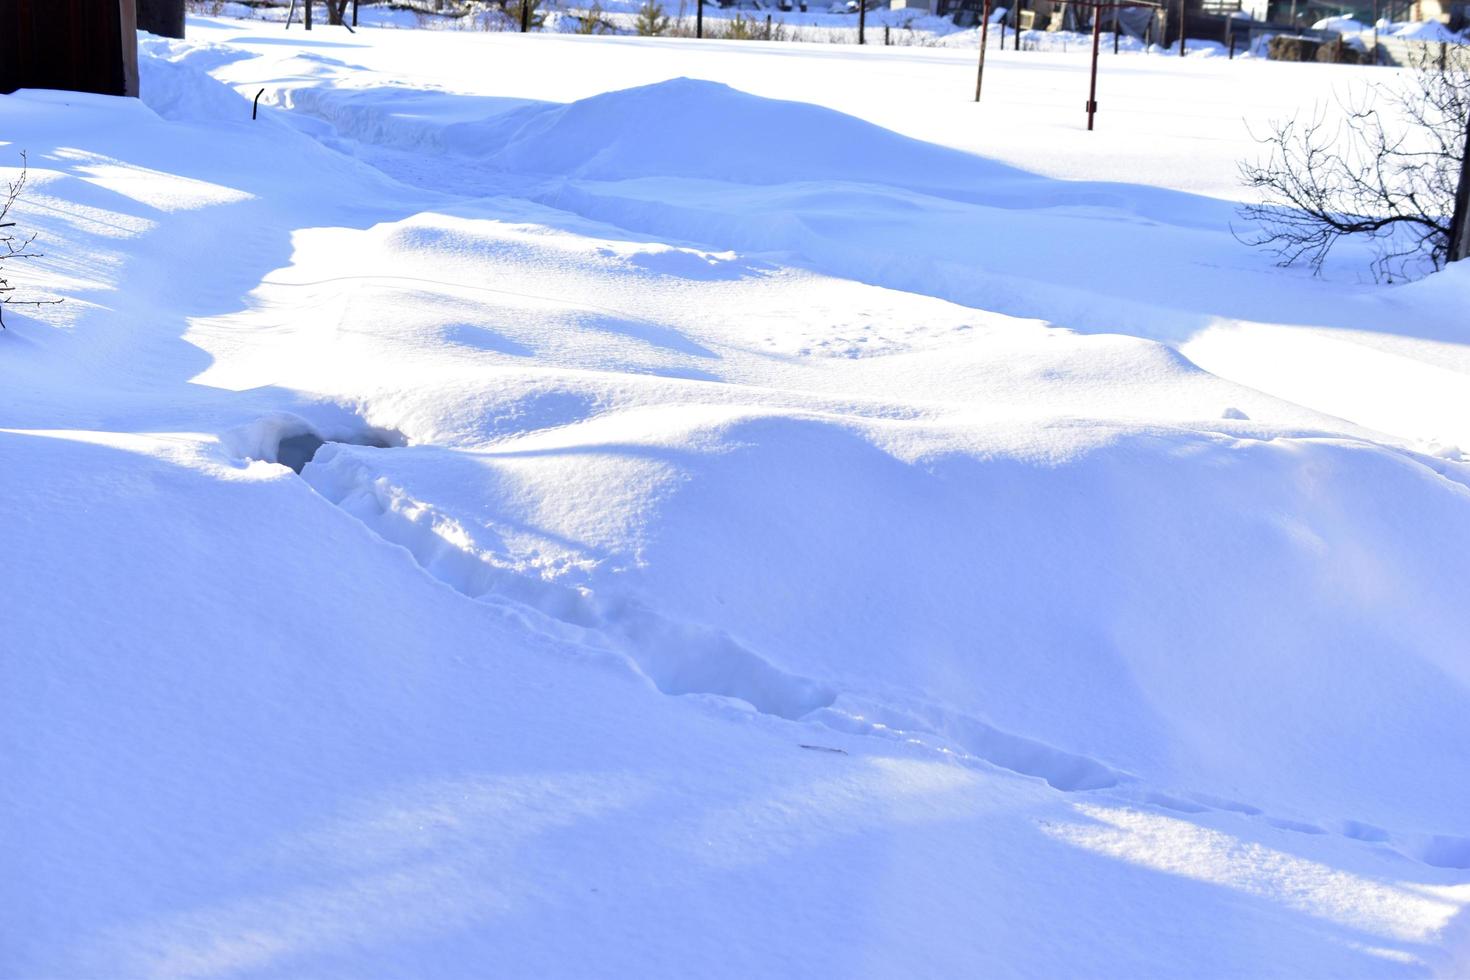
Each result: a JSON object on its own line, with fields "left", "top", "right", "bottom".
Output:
{"left": 1238, "top": 55, "right": 1469, "bottom": 280}
{"left": 708, "top": 12, "right": 787, "bottom": 39}
{"left": 573, "top": 0, "right": 618, "bottom": 32}
{"left": 1, "top": 154, "right": 62, "bottom": 329}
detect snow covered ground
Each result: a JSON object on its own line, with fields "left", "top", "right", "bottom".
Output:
{"left": 4, "top": 18, "right": 1470, "bottom": 978}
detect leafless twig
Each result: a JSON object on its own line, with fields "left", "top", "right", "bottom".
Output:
{"left": 1236, "top": 54, "right": 1469, "bottom": 282}
{"left": 0, "top": 152, "right": 63, "bottom": 328}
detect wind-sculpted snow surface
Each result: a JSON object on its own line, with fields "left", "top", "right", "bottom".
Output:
{"left": 482, "top": 77, "right": 1022, "bottom": 189}
{"left": 4, "top": 22, "right": 1470, "bottom": 979}
{"left": 296, "top": 409, "right": 1470, "bottom": 835}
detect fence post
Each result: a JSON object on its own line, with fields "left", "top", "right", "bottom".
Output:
{"left": 975, "top": 0, "right": 992, "bottom": 101}
{"left": 1088, "top": 1, "right": 1102, "bottom": 129}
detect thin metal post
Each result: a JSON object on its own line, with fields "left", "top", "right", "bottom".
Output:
{"left": 304, "top": 0, "right": 312, "bottom": 30}
{"left": 1088, "top": 2, "right": 1102, "bottom": 128}
{"left": 1113, "top": 0, "right": 1119, "bottom": 53}
{"left": 1014, "top": 0, "right": 1021, "bottom": 49}
{"left": 521, "top": 0, "right": 530, "bottom": 31}
{"left": 352, "top": 0, "right": 358, "bottom": 26}
{"left": 859, "top": 0, "right": 866, "bottom": 43}
{"left": 1177, "top": 0, "right": 1184, "bottom": 55}
{"left": 975, "top": 0, "right": 992, "bottom": 101}
{"left": 697, "top": 0, "right": 703, "bottom": 37}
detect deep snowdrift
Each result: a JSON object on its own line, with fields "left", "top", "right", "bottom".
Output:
{"left": 4, "top": 20, "right": 1470, "bottom": 978}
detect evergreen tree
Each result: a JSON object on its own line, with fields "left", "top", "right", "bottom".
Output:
{"left": 634, "top": 0, "right": 672, "bottom": 35}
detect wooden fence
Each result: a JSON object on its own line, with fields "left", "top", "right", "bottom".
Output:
{"left": 1374, "top": 35, "right": 1470, "bottom": 68}
{"left": 0, "top": 0, "right": 139, "bottom": 97}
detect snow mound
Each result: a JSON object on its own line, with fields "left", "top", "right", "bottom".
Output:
{"left": 1312, "top": 15, "right": 1370, "bottom": 33}
{"left": 1388, "top": 254, "right": 1470, "bottom": 316}
{"left": 481, "top": 77, "right": 1015, "bottom": 189}
{"left": 294, "top": 405, "right": 1470, "bottom": 833}
{"left": 1388, "top": 19, "right": 1465, "bottom": 41}
{"left": 10, "top": 22, "right": 1470, "bottom": 978}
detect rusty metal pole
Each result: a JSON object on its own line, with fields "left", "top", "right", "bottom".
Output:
{"left": 1450, "top": 111, "right": 1470, "bottom": 262}
{"left": 1088, "top": 2, "right": 1102, "bottom": 129}
{"left": 975, "top": 0, "right": 993, "bottom": 101}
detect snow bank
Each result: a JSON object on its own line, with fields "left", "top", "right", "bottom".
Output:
{"left": 1387, "top": 20, "right": 1466, "bottom": 42}
{"left": 299, "top": 405, "right": 1470, "bottom": 836}
{"left": 1313, "top": 15, "right": 1371, "bottom": 33}
{"left": 6, "top": 23, "right": 1470, "bottom": 979}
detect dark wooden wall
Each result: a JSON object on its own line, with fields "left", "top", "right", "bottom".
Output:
{"left": 138, "top": 0, "right": 185, "bottom": 38}
{"left": 0, "top": 0, "right": 140, "bottom": 97}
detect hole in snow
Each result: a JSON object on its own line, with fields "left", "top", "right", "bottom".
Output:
{"left": 226, "top": 415, "right": 408, "bottom": 474}
{"left": 274, "top": 428, "right": 405, "bottom": 474}
{"left": 1403, "top": 834, "right": 1470, "bottom": 870}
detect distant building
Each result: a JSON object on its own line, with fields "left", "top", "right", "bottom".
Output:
{"left": 1410, "top": 0, "right": 1467, "bottom": 27}
{"left": 1266, "top": 0, "right": 1467, "bottom": 26}
{"left": 0, "top": 0, "right": 139, "bottom": 98}
{"left": 894, "top": 0, "right": 1462, "bottom": 28}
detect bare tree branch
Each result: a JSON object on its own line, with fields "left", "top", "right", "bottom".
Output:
{"left": 0, "top": 152, "right": 64, "bottom": 329}
{"left": 1236, "top": 53, "right": 1469, "bottom": 282}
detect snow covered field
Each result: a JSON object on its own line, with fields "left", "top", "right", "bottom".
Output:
{"left": 190, "top": 0, "right": 969, "bottom": 43}
{"left": 4, "top": 18, "right": 1470, "bottom": 978}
